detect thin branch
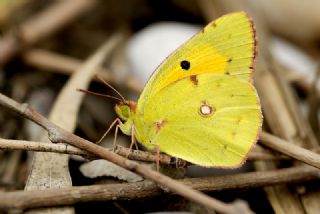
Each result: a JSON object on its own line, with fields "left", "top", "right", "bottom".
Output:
{"left": 23, "top": 48, "right": 143, "bottom": 93}
{"left": 0, "top": 93, "right": 250, "bottom": 214}
{"left": 260, "top": 131, "right": 320, "bottom": 169}
{"left": 0, "top": 138, "right": 292, "bottom": 164}
{"left": 0, "top": 138, "right": 88, "bottom": 156}
{"left": 0, "top": 138, "right": 289, "bottom": 164}
{"left": 0, "top": 138, "right": 178, "bottom": 165}
{"left": 0, "top": 0, "right": 96, "bottom": 64}
{"left": 0, "top": 166, "right": 317, "bottom": 211}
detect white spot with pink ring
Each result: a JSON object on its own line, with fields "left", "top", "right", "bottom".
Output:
{"left": 199, "top": 104, "right": 214, "bottom": 116}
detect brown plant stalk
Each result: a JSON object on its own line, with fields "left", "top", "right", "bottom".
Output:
{"left": 259, "top": 132, "right": 320, "bottom": 169}
{"left": 0, "top": 165, "right": 317, "bottom": 211}
{"left": 0, "top": 0, "right": 96, "bottom": 64}
{"left": 0, "top": 138, "right": 293, "bottom": 165}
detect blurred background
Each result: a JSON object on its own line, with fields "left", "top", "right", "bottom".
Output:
{"left": 1, "top": 0, "right": 320, "bottom": 213}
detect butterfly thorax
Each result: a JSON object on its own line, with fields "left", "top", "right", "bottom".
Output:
{"left": 114, "top": 100, "right": 136, "bottom": 135}
{"left": 115, "top": 100, "right": 155, "bottom": 148}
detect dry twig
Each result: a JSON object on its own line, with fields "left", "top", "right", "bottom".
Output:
{"left": 0, "top": 137, "right": 295, "bottom": 165}
{"left": 23, "top": 49, "right": 143, "bottom": 93}
{"left": 0, "top": 0, "right": 96, "bottom": 64}
{"left": 0, "top": 165, "right": 317, "bottom": 211}
{"left": 0, "top": 138, "right": 178, "bottom": 165}
{"left": 260, "top": 132, "right": 320, "bottom": 169}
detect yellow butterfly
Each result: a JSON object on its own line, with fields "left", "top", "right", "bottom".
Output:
{"left": 114, "top": 12, "right": 262, "bottom": 168}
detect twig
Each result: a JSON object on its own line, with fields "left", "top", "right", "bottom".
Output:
{"left": 0, "top": 138, "right": 291, "bottom": 164}
{"left": 260, "top": 131, "right": 320, "bottom": 169}
{"left": 0, "top": 137, "right": 292, "bottom": 162}
{"left": 0, "top": 0, "right": 96, "bottom": 64}
{"left": 4, "top": 124, "right": 320, "bottom": 170}
{"left": 0, "top": 94, "right": 251, "bottom": 214}
{"left": 23, "top": 49, "right": 143, "bottom": 93}
{"left": 0, "top": 138, "right": 88, "bottom": 156}
{"left": 0, "top": 138, "right": 178, "bottom": 165}
{"left": 0, "top": 165, "right": 317, "bottom": 211}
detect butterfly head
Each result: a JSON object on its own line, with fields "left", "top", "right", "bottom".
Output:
{"left": 115, "top": 100, "right": 136, "bottom": 121}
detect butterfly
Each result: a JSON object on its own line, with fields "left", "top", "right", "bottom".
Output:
{"left": 113, "top": 12, "right": 262, "bottom": 168}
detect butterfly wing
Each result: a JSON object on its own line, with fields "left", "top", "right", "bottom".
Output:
{"left": 134, "top": 74, "right": 262, "bottom": 167}
{"left": 137, "top": 12, "right": 256, "bottom": 113}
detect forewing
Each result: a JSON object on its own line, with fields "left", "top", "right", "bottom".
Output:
{"left": 137, "top": 12, "right": 256, "bottom": 113}
{"left": 139, "top": 74, "right": 262, "bottom": 167}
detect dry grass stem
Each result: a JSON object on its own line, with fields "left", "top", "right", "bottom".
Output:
{"left": 0, "top": 166, "right": 317, "bottom": 211}
{"left": 0, "top": 0, "right": 96, "bottom": 64}
{"left": 0, "top": 138, "right": 294, "bottom": 164}
{"left": 23, "top": 49, "right": 143, "bottom": 93}
{"left": 0, "top": 138, "right": 179, "bottom": 165}
{"left": 260, "top": 132, "right": 320, "bottom": 169}
{"left": 0, "top": 138, "right": 296, "bottom": 167}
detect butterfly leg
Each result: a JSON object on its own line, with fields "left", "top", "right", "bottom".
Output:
{"left": 96, "top": 118, "right": 121, "bottom": 145}
{"left": 127, "top": 127, "right": 137, "bottom": 158}
{"left": 112, "top": 123, "right": 120, "bottom": 151}
{"left": 126, "top": 126, "right": 141, "bottom": 158}
{"left": 149, "top": 141, "right": 161, "bottom": 171}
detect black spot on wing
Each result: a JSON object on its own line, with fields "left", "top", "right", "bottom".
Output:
{"left": 180, "top": 60, "right": 190, "bottom": 70}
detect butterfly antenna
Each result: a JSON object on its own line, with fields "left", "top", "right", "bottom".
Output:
{"left": 95, "top": 74, "right": 126, "bottom": 103}
{"left": 77, "top": 88, "right": 122, "bottom": 102}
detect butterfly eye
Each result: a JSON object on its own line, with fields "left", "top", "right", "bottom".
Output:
{"left": 180, "top": 60, "right": 190, "bottom": 70}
